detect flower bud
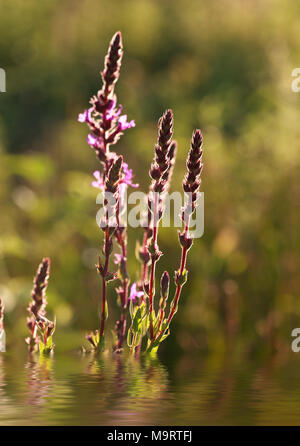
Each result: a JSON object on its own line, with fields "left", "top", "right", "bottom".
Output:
{"left": 149, "top": 165, "right": 161, "bottom": 180}
{"left": 178, "top": 231, "right": 194, "bottom": 250}
{"left": 160, "top": 271, "right": 170, "bottom": 299}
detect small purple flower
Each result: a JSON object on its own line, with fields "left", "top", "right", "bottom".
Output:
{"left": 129, "top": 283, "right": 144, "bottom": 302}
{"left": 122, "top": 162, "right": 139, "bottom": 188}
{"left": 87, "top": 134, "right": 104, "bottom": 149}
{"left": 118, "top": 115, "right": 135, "bottom": 131}
{"left": 91, "top": 170, "right": 104, "bottom": 189}
{"left": 106, "top": 100, "right": 122, "bottom": 121}
{"left": 78, "top": 107, "right": 93, "bottom": 124}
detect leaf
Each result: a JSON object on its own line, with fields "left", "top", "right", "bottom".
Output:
{"left": 39, "top": 336, "right": 53, "bottom": 355}
{"left": 146, "top": 338, "right": 160, "bottom": 356}
{"left": 132, "top": 307, "right": 142, "bottom": 333}
{"left": 46, "top": 336, "right": 52, "bottom": 349}
{"left": 105, "top": 300, "right": 108, "bottom": 320}
{"left": 134, "top": 331, "right": 142, "bottom": 348}
{"left": 127, "top": 329, "right": 134, "bottom": 348}
{"left": 129, "top": 296, "right": 134, "bottom": 319}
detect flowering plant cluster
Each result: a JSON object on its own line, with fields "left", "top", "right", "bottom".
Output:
{"left": 79, "top": 32, "right": 204, "bottom": 356}
{"left": 0, "top": 32, "right": 203, "bottom": 358}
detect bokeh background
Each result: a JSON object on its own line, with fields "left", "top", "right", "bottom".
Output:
{"left": 0, "top": 0, "right": 299, "bottom": 358}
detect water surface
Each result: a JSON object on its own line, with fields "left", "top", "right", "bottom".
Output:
{"left": 1, "top": 351, "right": 300, "bottom": 425}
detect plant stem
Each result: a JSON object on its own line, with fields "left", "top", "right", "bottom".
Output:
{"left": 167, "top": 223, "right": 189, "bottom": 326}
{"left": 99, "top": 132, "right": 110, "bottom": 344}
{"left": 117, "top": 235, "right": 129, "bottom": 350}
{"left": 114, "top": 190, "right": 129, "bottom": 350}
{"left": 100, "top": 228, "right": 109, "bottom": 339}
{"left": 154, "top": 218, "right": 190, "bottom": 345}
{"left": 141, "top": 231, "right": 149, "bottom": 283}
{"left": 148, "top": 194, "right": 159, "bottom": 340}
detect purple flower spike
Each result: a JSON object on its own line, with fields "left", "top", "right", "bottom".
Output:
{"left": 129, "top": 283, "right": 144, "bottom": 302}
{"left": 118, "top": 115, "right": 135, "bottom": 131}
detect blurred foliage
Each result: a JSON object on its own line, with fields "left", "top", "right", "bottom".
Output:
{"left": 0, "top": 0, "right": 300, "bottom": 358}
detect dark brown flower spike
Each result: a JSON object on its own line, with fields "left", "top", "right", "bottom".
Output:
{"left": 102, "top": 31, "right": 123, "bottom": 96}
{"left": 26, "top": 258, "right": 55, "bottom": 353}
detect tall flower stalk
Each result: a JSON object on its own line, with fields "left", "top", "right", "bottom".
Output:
{"left": 147, "top": 130, "right": 204, "bottom": 353}
{"left": 168, "top": 130, "right": 203, "bottom": 325}
{"left": 127, "top": 127, "right": 204, "bottom": 355}
{"left": 26, "top": 258, "right": 55, "bottom": 354}
{"left": 128, "top": 111, "right": 177, "bottom": 354}
{"left": 146, "top": 109, "right": 175, "bottom": 340}
{"left": 79, "top": 32, "right": 135, "bottom": 352}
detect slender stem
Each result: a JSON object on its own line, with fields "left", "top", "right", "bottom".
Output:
{"left": 100, "top": 229, "right": 109, "bottom": 339}
{"left": 167, "top": 222, "right": 188, "bottom": 326}
{"left": 148, "top": 194, "right": 159, "bottom": 340}
{"left": 152, "top": 219, "right": 190, "bottom": 347}
{"left": 117, "top": 239, "right": 129, "bottom": 350}
{"left": 114, "top": 191, "right": 129, "bottom": 350}
{"left": 99, "top": 133, "right": 110, "bottom": 343}
{"left": 141, "top": 231, "right": 149, "bottom": 283}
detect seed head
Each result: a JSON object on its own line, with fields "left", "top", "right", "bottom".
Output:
{"left": 102, "top": 31, "right": 123, "bottom": 96}
{"left": 105, "top": 155, "right": 123, "bottom": 194}
{"left": 182, "top": 129, "right": 203, "bottom": 217}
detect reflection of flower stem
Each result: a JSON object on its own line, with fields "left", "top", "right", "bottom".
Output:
{"left": 25, "top": 355, "right": 53, "bottom": 409}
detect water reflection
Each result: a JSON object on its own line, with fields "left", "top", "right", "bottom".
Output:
{"left": 79, "top": 354, "right": 170, "bottom": 425}
{"left": 25, "top": 355, "right": 53, "bottom": 409}
{"left": 0, "top": 355, "right": 14, "bottom": 424}
{"left": 0, "top": 351, "right": 300, "bottom": 425}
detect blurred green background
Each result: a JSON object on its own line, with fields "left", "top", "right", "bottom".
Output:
{"left": 0, "top": 0, "right": 299, "bottom": 357}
